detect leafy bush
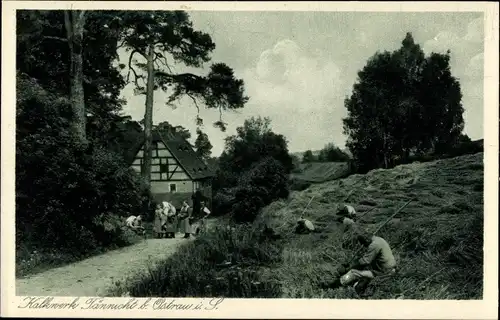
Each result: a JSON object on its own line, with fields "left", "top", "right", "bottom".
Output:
{"left": 231, "top": 157, "right": 289, "bottom": 223}
{"left": 302, "top": 150, "right": 316, "bottom": 163}
{"left": 214, "top": 116, "right": 294, "bottom": 193}
{"left": 16, "top": 75, "right": 152, "bottom": 274}
{"left": 290, "top": 154, "right": 302, "bottom": 173}
{"left": 317, "top": 143, "right": 350, "bottom": 162}
{"left": 212, "top": 117, "right": 294, "bottom": 222}
{"left": 212, "top": 188, "right": 237, "bottom": 217}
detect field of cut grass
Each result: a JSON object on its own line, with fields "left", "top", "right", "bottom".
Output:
{"left": 264, "top": 152, "right": 483, "bottom": 299}
{"left": 112, "top": 152, "right": 483, "bottom": 299}
{"left": 291, "top": 162, "right": 350, "bottom": 183}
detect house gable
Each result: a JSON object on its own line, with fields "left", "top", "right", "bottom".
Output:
{"left": 131, "top": 141, "right": 191, "bottom": 182}
{"left": 128, "top": 129, "right": 214, "bottom": 181}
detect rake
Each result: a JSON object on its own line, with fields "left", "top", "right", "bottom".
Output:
{"left": 299, "top": 195, "right": 316, "bottom": 219}
{"left": 343, "top": 198, "right": 414, "bottom": 267}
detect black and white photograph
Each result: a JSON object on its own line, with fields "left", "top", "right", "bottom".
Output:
{"left": 2, "top": 1, "right": 498, "bottom": 319}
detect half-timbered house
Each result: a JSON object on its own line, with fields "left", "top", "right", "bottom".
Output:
{"left": 127, "top": 129, "right": 214, "bottom": 208}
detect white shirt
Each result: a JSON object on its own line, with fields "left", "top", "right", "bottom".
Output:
{"left": 126, "top": 216, "right": 138, "bottom": 227}
{"left": 345, "top": 205, "right": 356, "bottom": 217}
{"left": 163, "top": 202, "right": 176, "bottom": 216}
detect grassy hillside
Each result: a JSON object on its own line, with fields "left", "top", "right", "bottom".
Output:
{"left": 291, "top": 162, "right": 350, "bottom": 183}
{"left": 262, "top": 152, "right": 483, "bottom": 299}
{"left": 112, "top": 152, "right": 483, "bottom": 299}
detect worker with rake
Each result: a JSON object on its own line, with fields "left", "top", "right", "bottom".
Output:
{"left": 328, "top": 228, "right": 397, "bottom": 295}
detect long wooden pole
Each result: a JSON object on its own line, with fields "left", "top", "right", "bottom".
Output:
{"left": 373, "top": 198, "right": 413, "bottom": 234}
{"left": 356, "top": 206, "right": 376, "bottom": 220}
{"left": 345, "top": 198, "right": 414, "bottom": 265}
{"left": 300, "top": 195, "right": 315, "bottom": 218}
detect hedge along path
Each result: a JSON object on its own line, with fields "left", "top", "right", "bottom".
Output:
{"left": 16, "top": 236, "right": 192, "bottom": 297}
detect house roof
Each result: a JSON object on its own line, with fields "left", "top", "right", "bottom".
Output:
{"left": 126, "top": 129, "right": 214, "bottom": 180}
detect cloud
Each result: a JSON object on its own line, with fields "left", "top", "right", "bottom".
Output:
{"left": 240, "top": 39, "right": 347, "bottom": 152}
{"left": 423, "top": 17, "right": 484, "bottom": 140}
{"left": 423, "top": 17, "right": 483, "bottom": 77}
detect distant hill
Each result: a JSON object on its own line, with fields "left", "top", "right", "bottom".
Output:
{"left": 290, "top": 150, "right": 321, "bottom": 159}
{"left": 291, "top": 162, "right": 350, "bottom": 183}
{"left": 291, "top": 148, "right": 352, "bottom": 161}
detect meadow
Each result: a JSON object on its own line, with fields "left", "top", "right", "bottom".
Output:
{"left": 291, "top": 162, "right": 350, "bottom": 183}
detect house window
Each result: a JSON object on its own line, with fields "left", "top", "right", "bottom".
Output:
{"left": 169, "top": 183, "right": 177, "bottom": 193}
{"left": 160, "top": 164, "right": 168, "bottom": 173}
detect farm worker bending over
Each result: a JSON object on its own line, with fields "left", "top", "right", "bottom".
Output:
{"left": 162, "top": 201, "right": 177, "bottom": 239}
{"left": 337, "top": 204, "right": 357, "bottom": 225}
{"left": 338, "top": 230, "right": 397, "bottom": 295}
{"left": 178, "top": 200, "right": 193, "bottom": 239}
{"left": 295, "top": 217, "right": 315, "bottom": 234}
{"left": 126, "top": 215, "right": 145, "bottom": 235}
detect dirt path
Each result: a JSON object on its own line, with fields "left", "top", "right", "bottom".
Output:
{"left": 16, "top": 235, "right": 192, "bottom": 297}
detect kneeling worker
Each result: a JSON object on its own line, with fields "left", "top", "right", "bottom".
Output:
{"left": 334, "top": 230, "right": 397, "bottom": 295}
{"left": 295, "top": 217, "right": 315, "bottom": 234}
{"left": 126, "top": 215, "right": 145, "bottom": 235}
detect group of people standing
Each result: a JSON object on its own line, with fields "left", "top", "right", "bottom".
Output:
{"left": 125, "top": 191, "right": 211, "bottom": 239}
{"left": 153, "top": 197, "right": 211, "bottom": 239}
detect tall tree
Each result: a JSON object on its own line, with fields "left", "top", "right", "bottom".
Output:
{"left": 155, "top": 121, "right": 192, "bottom": 141}
{"left": 117, "top": 11, "right": 248, "bottom": 187}
{"left": 342, "top": 32, "right": 464, "bottom": 172}
{"left": 418, "top": 51, "right": 464, "bottom": 154}
{"left": 194, "top": 128, "right": 213, "bottom": 161}
{"left": 63, "top": 10, "right": 87, "bottom": 142}
{"left": 318, "top": 143, "right": 350, "bottom": 162}
{"left": 16, "top": 10, "right": 127, "bottom": 146}
{"left": 302, "top": 150, "right": 315, "bottom": 163}
{"left": 217, "top": 116, "right": 293, "bottom": 189}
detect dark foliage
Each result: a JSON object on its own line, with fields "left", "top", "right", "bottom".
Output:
{"left": 16, "top": 75, "right": 153, "bottom": 257}
{"left": 231, "top": 158, "right": 290, "bottom": 223}
{"left": 211, "top": 117, "right": 292, "bottom": 221}
{"left": 114, "top": 224, "right": 283, "bottom": 298}
{"left": 214, "top": 116, "right": 293, "bottom": 192}
{"left": 343, "top": 33, "right": 465, "bottom": 172}
{"left": 302, "top": 150, "right": 316, "bottom": 163}
{"left": 317, "top": 143, "right": 350, "bottom": 162}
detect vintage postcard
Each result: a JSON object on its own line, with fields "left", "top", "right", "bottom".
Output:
{"left": 1, "top": 1, "right": 498, "bottom": 319}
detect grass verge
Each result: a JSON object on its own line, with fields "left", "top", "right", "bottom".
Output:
{"left": 107, "top": 220, "right": 284, "bottom": 298}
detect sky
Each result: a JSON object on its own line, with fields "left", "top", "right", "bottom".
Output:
{"left": 119, "top": 11, "right": 484, "bottom": 156}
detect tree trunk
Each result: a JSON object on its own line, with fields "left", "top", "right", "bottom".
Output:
{"left": 64, "top": 10, "right": 87, "bottom": 143}
{"left": 383, "top": 132, "right": 389, "bottom": 169}
{"left": 141, "top": 44, "right": 156, "bottom": 187}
